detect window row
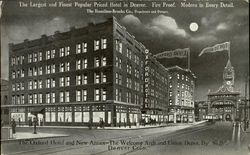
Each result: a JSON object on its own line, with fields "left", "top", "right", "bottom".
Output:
{"left": 94, "top": 56, "right": 107, "bottom": 68}
{"left": 12, "top": 69, "right": 25, "bottom": 79}
{"left": 11, "top": 56, "right": 25, "bottom": 66}
{"left": 94, "top": 38, "right": 108, "bottom": 51}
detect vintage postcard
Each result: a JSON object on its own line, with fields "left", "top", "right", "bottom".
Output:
{"left": 1, "top": 0, "right": 249, "bottom": 155}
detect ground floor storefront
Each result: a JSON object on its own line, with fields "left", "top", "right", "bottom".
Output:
{"left": 8, "top": 102, "right": 142, "bottom": 127}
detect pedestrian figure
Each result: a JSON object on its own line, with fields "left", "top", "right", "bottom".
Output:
{"left": 89, "top": 118, "right": 92, "bottom": 130}
{"left": 11, "top": 119, "right": 16, "bottom": 134}
{"left": 18, "top": 118, "right": 21, "bottom": 126}
{"left": 124, "top": 118, "right": 126, "bottom": 128}
{"left": 247, "top": 121, "right": 249, "bottom": 128}
{"left": 33, "top": 118, "right": 37, "bottom": 134}
{"left": 99, "top": 118, "right": 102, "bottom": 129}
{"left": 29, "top": 118, "right": 32, "bottom": 126}
{"left": 101, "top": 118, "right": 104, "bottom": 129}
{"left": 128, "top": 118, "right": 131, "bottom": 128}
{"left": 119, "top": 119, "right": 121, "bottom": 128}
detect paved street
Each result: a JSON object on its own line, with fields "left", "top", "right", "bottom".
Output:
{"left": 1, "top": 122, "right": 249, "bottom": 155}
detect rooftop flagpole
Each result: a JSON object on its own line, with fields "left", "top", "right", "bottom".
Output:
{"left": 188, "top": 48, "right": 190, "bottom": 70}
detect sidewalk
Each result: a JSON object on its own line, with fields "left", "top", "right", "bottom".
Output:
{"left": 10, "top": 120, "right": 207, "bottom": 130}
{"left": 1, "top": 121, "right": 207, "bottom": 141}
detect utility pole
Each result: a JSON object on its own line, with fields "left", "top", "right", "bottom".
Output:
{"left": 244, "top": 74, "right": 249, "bottom": 131}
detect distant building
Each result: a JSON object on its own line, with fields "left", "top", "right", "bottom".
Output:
{"left": 1, "top": 79, "right": 9, "bottom": 125}
{"left": 194, "top": 101, "right": 208, "bottom": 121}
{"left": 207, "top": 59, "right": 240, "bottom": 121}
{"left": 166, "top": 66, "right": 196, "bottom": 123}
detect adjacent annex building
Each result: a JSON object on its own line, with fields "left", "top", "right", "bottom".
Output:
{"left": 7, "top": 17, "right": 195, "bottom": 126}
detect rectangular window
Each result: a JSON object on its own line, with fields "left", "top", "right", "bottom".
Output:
{"left": 46, "top": 50, "right": 50, "bottom": 60}
{"left": 51, "top": 64, "right": 55, "bottom": 73}
{"left": 21, "top": 94, "right": 25, "bottom": 104}
{"left": 95, "top": 73, "right": 100, "bottom": 84}
{"left": 12, "top": 71, "right": 16, "bottom": 79}
{"left": 66, "top": 62, "right": 70, "bottom": 71}
{"left": 28, "top": 54, "right": 32, "bottom": 63}
{"left": 21, "top": 82, "right": 25, "bottom": 90}
{"left": 83, "top": 74, "right": 87, "bottom": 85}
{"left": 119, "top": 74, "right": 122, "bottom": 85}
{"left": 46, "top": 93, "right": 51, "bottom": 103}
{"left": 95, "top": 89, "right": 100, "bottom": 101}
{"left": 95, "top": 57, "right": 100, "bottom": 67}
{"left": 29, "top": 80, "right": 33, "bottom": 90}
{"left": 115, "top": 73, "right": 119, "bottom": 84}
{"left": 76, "top": 60, "right": 81, "bottom": 70}
{"left": 60, "top": 77, "right": 65, "bottom": 87}
{"left": 119, "top": 42, "right": 122, "bottom": 53}
{"left": 102, "top": 89, "right": 107, "bottom": 101}
{"left": 76, "top": 43, "right": 81, "bottom": 54}
{"left": 60, "top": 47, "right": 65, "bottom": 57}
{"left": 82, "top": 90, "right": 87, "bottom": 101}
{"left": 76, "top": 90, "right": 81, "bottom": 102}
{"left": 39, "top": 93, "right": 42, "bottom": 104}
{"left": 115, "top": 89, "right": 118, "bottom": 101}
{"left": 39, "top": 67, "right": 43, "bottom": 75}
{"left": 60, "top": 92, "right": 64, "bottom": 103}
{"left": 65, "top": 91, "right": 70, "bottom": 102}
{"left": 51, "top": 49, "right": 55, "bottom": 58}
{"left": 21, "top": 69, "right": 25, "bottom": 77}
{"left": 12, "top": 84, "right": 15, "bottom": 91}
{"left": 76, "top": 75, "right": 81, "bottom": 85}
{"left": 51, "top": 93, "right": 55, "bottom": 103}
{"left": 60, "top": 63, "right": 65, "bottom": 72}
{"left": 102, "top": 72, "right": 107, "bottom": 83}
{"left": 52, "top": 78, "right": 55, "bottom": 88}
{"left": 94, "top": 40, "right": 100, "bottom": 51}
{"left": 33, "top": 80, "right": 37, "bottom": 89}
{"left": 102, "top": 57, "right": 107, "bottom": 66}
{"left": 115, "top": 57, "right": 119, "bottom": 68}
{"left": 38, "top": 80, "right": 43, "bottom": 89}
{"left": 12, "top": 96, "right": 15, "bottom": 104}
{"left": 12, "top": 57, "right": 16, "bottom": 66}
{"left": 83, "top": 42, "right": 87, "bottom": 53}
{"left": 33, "top": 53, "right": 38, "bottom": 62}
{"left": 39, "top": 52, "right": 42, "bottom": 61}
{"left": 33, "top": 67, "right": 37, "bottom": 76}
{"left": 82, "top": 59, "right": 87, "bottom": 69}
{"left": 101, "top": 38, "right": 107, "bottom": 49}
{"left": 66, "top": 76, "right": 70, "bottom": 86}
{"left": 29, "top": 94, "right": 33, "bottom": 104}
{"left": 33, "top": 94, "right": 37, "bottom": 104}
{"left": 46, "top": 65, "right": 51, "bottom": 74}
{"left": 46, "top": 79, "right": 51, "bottom": 88}
{"left": 65, "top": 46, "right": 70, "bottom": 56}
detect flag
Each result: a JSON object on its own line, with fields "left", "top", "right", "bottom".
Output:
{"left": 199, "top": 42, "right": 230, "bottom": 57}
{"left": 154, "top": 48, "right": 189, "bottom": 59}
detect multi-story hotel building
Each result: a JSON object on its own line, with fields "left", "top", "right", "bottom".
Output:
{"left": 166, "top": 66, "right": 196, "bottom": 123}
{"left": 143, "top": 52, "right": 169, "bottom": 123}
{"left": 8, "top": 17, "right": 173, "bottom": 126}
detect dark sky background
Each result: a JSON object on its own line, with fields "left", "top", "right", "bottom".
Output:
{"left": 1, "top": 0, "right": 249, "bottom": 100}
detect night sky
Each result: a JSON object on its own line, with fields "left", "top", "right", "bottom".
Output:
{"left": 1, "top": 0, "right": 249, "bottom": 100}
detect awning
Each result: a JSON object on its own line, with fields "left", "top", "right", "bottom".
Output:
{"left": 30, "top": 107, "right": 45, "bottom": 115}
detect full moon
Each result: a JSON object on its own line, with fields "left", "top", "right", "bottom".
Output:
{"left": 189, "top": 22, "right": 199, "bottom": 32}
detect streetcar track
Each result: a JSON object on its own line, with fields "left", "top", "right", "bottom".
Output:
{"left": 5, "top": 123, "right": 209, "bottom": 155}
{"left": 91, "top": 125, "right": 212, "bottom": 155}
